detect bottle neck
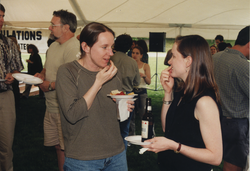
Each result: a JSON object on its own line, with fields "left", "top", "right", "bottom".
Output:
{"left": 146, "top": 105, "right": 152, "bottom": 112}
{"left": 145, "top": 98, "right": 152, "bottom": 113}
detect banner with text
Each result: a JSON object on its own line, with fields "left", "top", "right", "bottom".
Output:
{"left": 1, "top": 28, "right": 81, "bottom": 54}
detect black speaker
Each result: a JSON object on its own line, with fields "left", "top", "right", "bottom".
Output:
{"left": 149, "top": 32, "right": 166, "bottom": 52}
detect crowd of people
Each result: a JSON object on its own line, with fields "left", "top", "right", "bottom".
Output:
{"left": 0, "top": 2, "right": 249, "bottom": 171}
{"left": 210, "top": 34, "right": 233, "bottom": 55}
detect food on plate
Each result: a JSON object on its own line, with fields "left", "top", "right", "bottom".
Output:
{"left": 110, "top": 90, "right": 134, "bottom": 95}
{"left": 110, "top": 90, "right": 122, "bottom": 95}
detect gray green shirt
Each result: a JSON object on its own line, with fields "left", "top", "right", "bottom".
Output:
{"left": 56, "top": 60, "right": 125, "bottom": 160}
{"left": 213, "top": 48, "right": 249, "bottom": 118}
{"left": 111, "top": 51, "right": 140, "bottom": 92}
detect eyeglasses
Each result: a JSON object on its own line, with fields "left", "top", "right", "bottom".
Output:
{"left": 50, "top": 23, "right": 63, "bottom": 28}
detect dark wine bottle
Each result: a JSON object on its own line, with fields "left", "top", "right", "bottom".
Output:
{"left": 141, "top": 98, "right": 154, "bottom": 142}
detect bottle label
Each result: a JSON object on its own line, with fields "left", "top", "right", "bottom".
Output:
{"left": 141, "top": 120, "right": 149, "bottom": 139}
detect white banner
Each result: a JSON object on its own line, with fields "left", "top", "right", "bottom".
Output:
{"left": 1, "top": 28, "right": 82, "bottom": 54}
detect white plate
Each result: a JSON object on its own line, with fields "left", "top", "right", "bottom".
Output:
{"left": 0, "top": 79, "right": 7, "bottom": 82}
{"left": 125, "top": 135, "right": 152, "bottom": 145}
{"left": 12, "top": 73, "right": 43, "bottom": 85}
{"left": 107, "top": 94, "right": 138, "bottom": 99}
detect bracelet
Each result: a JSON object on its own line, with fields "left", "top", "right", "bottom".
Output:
{"left": 163, "top": 100, "right": 172, "bottom": 105}
{"left": 174, "top": 143, "right": 181, "bottom": 153}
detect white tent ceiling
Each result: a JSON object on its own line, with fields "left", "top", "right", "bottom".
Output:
{"left": 1, "top": 0, "right": 250, "bottom": 40}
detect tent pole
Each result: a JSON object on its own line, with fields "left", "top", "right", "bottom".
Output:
{"left": 149, "top": 52, "right": 162, "bottom": 91}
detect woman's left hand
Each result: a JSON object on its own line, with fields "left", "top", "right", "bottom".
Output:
{"left": 126, "top": 100, "right": 135, "bottom": 112}
{"left": 142, "top": 137, "right": 176, "bottom": 153}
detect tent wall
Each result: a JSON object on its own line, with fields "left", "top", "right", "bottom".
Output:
{"left": 1, "top": 0, "right": 249, "bottom": 41}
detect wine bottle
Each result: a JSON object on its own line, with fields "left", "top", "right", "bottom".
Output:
{"left": 141, "top": 98, "right": 154, "bottom": 142}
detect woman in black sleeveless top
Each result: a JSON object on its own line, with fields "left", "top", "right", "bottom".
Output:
{"left": 142, "top": 35, "right": 222, "bottom": 171}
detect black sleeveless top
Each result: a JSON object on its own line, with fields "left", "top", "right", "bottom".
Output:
{"left": 158, "top": 89, "right": 222, "bottom": 171}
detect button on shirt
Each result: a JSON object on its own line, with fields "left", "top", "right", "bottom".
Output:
{"left": 213, "top": 48, "right": 249, "bottom": 118}
{"left": 0, "top": 35, "right": 24, "bottom": 91}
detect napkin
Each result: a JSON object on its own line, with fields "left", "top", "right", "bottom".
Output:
{"left": 118, "top": 98, "right": 137, "bottom": 122}
{"left": 139, "top": 148, "right": 149, "bottom": 154}
{"left": 118, "top": 99, "right": 130, "bottom": 122}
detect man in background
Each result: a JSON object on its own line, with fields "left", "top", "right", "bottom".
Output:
{"left": 213, "top": 26, "right": 249, "bottom": 171}
{"left": 110, "top": 34, "right": 140, "bottom": 149}
{"left": 35, "top": 10, "right": 79, "bottom": 171}
{"left": 0, "top": 4, "right": 24, "bottom": 171}
{"left": 215, "top": 34, "right": 224, "bottom": 46}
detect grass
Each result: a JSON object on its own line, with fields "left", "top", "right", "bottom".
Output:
{"left": 14, "top": 96, "right": 58, "bottom": 171}
{"left": 127, "top": 90, "right": 164, "bottom": 171}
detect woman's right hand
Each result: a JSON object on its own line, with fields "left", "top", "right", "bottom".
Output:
{"left": 83, "top": 61, "right": 118, "bottom": 110}
{"left": 96, "top": 60, "right": 117, "bottom": 86}
{"left": 160, "top": 66, "right": 174, "bottom": 93}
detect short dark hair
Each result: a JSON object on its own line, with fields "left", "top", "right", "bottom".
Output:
{"left": 234, "top": 26, "right": 250, "bottom": 46}
{"left": 217, "top": 42, "right": 227, "bottom": 51}
{"left": 53, "top": 10, "right": 77, "bottom": 33}
{"left": 114, "top": 34, "right": 132, "bottom": 53}
{"left": 79, "top": 22, "right": 115, "bottom": 58}
{"left": 215, "top": 35, "right": 224, "bottom": 42}
{"left": 27, "top": 44, "right": 39, "bottom": 54}
{"left": 0, "top": 4, "right": 5, "bottom": 13}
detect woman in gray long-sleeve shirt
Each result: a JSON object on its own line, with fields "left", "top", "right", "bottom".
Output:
{"left": 56, "top": 22, "right": 133, "bottom": 171}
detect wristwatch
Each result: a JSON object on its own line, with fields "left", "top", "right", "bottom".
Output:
{"left": 48, "top": 82, "right": 52, "bottom": 91}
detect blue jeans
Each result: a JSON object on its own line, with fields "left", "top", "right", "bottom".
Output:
{"left": 119, "top": 110, "right": 134, "bottom": 150}
{"left": 63, "top": 150, "right": 128, "bottom": 171}
{"left": 119, "top": 91, "right": 134, "bottom": 150}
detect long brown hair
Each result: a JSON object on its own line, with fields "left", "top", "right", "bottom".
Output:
{"left": 175, "top": 35, "right": 220, "bottom": 103}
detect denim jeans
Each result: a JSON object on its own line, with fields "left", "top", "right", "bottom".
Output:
{"left": 119, "top": 110, "right": 134, "bottom": 150}
{"left": 119, "top": 91, "right": 135, "bottom": 150}
{"left": 63, "top": 150, "right": 128, "bottom": 171}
